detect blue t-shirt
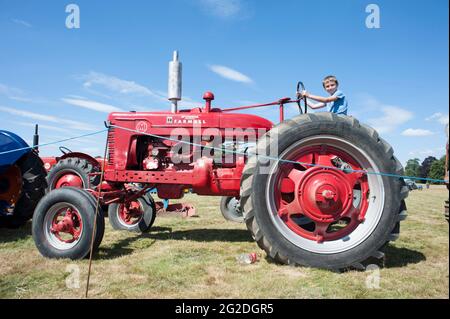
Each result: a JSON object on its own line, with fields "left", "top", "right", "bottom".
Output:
{"left": 328, "top": 90, "right": 348, "bottom": 115}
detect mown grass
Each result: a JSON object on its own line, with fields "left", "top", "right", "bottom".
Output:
{"left": 0, "top": 186, "right": 448, "bottom": 298}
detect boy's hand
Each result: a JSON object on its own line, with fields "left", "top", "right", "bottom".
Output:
{"left": 297, "top": 90, "right": 308, "bottom": 98}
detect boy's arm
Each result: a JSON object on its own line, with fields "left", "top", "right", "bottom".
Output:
{"left": 306, "top": 99, "right": 326, "bottom": 109}
{"left": 305, "top": 93, "right": 339, "bottom": 103}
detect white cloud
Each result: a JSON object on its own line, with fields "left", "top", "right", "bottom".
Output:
{"left": 82, "top": 72, "right": 162, "bottom": 98}
{"left": 198, "top": 0, "right": 242, "bottom": 18}
{"left": 408, "top": 147, "right": 445, "bottom": 158}
{"left": 208, "top": 64, "right": 253, "bottom": 83}
{"left": 0, "top": 105, "right": 97, "bottom": 131}
{"left": 62, "top": 98, "right": 124, "bottom": 113}
{"left": 12, "top": 19, "right": 32, "bottom": 28}
{"left": 0, "top": 83, "right": 49, "bottom": 103}
{"left": 401, "top": 128, "right": 434, "bottom": 137}
{"left": 78, "top": 71, "right": 201, "bottom": 109}
{"left": 0, "top": 83, "right": 25, "bottom": 99}
{"left": 426, "top": 112, "right": 449, "bottom": 125}
{"left": 367, "top": 106, "right": 413, "bottom": 134}
{"left": 13, "top": 121, "right": 73, "bottom": 134}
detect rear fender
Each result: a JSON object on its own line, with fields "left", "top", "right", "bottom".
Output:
{"left": 0, "top": 130, "right": 31, "bottom": 173}
{"left": 60, "top": 152, "right": 103, "bottom": 169}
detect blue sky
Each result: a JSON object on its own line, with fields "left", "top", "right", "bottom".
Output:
{"left": 0, "top": 0, "right": 448, "bottom": 167}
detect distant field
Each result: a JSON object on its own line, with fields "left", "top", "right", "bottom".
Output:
{"left": 0, "top": 186, "right": 448, "bottom": 299}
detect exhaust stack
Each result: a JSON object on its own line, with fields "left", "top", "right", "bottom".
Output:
{"left": 168, "top": 50, "right": 182, "bottom": 113}
{"left": 33, "top": 124, "right": 39, "bottom": 153}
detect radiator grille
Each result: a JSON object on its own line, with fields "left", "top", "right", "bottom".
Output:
{"left": 107, "top": 127, "right": 115, "bottom": 165}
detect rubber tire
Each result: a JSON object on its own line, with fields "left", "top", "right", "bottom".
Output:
{"left": 46, "top": 157, "right": 100, "bottom": 192}
{"left": 0, "top": 151, "right": 47, "bottom": 228}
{"left": 445, "top": 200, "right": 449, "bottom": 223}
{"left": 220, "top": 196, "right": 244, "bottom": 223}
{"left": 32, "top": 187, "right": 105, "bottom": 259}
{"left": 240, "top": 113, "right": 409, "bottom": 270}
{"left": 108, "top": 193, "right": 156, "bottom": 233}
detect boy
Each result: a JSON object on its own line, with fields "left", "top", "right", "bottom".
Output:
{"left": 298, "top": 75, "right": 348, "bottom": 115}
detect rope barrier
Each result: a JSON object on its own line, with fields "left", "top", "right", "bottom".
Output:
{"left": 109, "top": 124, "right": 449, "bottom": 184}
{"left": 0, "top": 129, "right": 109, "bottom": 156}
{"left": 0, "top": 124, "right": 447, "bottom": 184}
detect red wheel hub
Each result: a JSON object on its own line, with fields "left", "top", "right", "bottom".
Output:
{"left": 298, "top": 167, "right": 353, "bottom": 223}
{"left": 50, "top": 208, "right": 83, "bottom": 243}
{"left": 276, "top": 146, "right": 369, "bottom": 243}
{"left": 55, "top": 174, "right": 83, "bottom": 188}
{"left": 118, "top": 201, "right": 143, "bottom": 225}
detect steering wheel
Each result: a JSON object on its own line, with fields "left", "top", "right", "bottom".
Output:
{"left": 59, "top": 146, "right": 72, "bottom": 155}
{"left": 296, "top": 81, "right": 308, "bottom": 114}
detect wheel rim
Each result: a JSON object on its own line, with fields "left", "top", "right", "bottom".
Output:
{"left": 44, "top": 202, "right": 84, "bottom": 250}
{"left": 226, "top": 197, "right": 242, "bottom": 217}
{"left": 52, "top": 169, "right": 84, "bottom": 189}
{"left": 265, "top": 135, "right": 385, "bottom": 254}
{"left": 116, "top": 200, "right": 144, "bottom": 227}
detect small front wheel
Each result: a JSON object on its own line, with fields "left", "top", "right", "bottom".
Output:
{"left": 108, "top": 194, "right": 156, "bottom": 233}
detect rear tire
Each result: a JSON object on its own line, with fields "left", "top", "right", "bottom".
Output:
{"left": 240, "top": 113, "right": 409, "bottom": 270}
{"left": 0, "top": 151, "right": 47, "bottom": 228}
{"left": 46, "top": 157, "right": 100, "bottom": 191}
{"left": 32, "top": 187, "right": 105, "bottom": 259}
{"left": 445, "top": 200, "right": 449, "bottom": 223}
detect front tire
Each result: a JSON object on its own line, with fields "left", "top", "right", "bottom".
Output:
{"left": 32, "top": 187, "right": 105, "bottom": 259}
{"left": 240, "top": 113, "right": 409, "bottom": 270}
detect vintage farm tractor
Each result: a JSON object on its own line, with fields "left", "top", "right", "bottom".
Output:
{"left": 0, "top": 129, "right": 47, "bottom": 228}
{"left": 32, "top": 52, "right": 409, "bottom": 270}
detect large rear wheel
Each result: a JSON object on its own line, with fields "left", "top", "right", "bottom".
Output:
{"left": 0, "top": 151, "right": 47, "bottom": 228}
{"left": 46, "top": 157, "right": 100, "bottom": 191}
{"left": 240, "top": 113, "right": 409, "bottom": 270}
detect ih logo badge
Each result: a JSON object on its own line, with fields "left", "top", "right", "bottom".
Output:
{"left": 166, "top": 116, "right": 173, "bottom": 124}
{"left": 136, "top": 121, "right": 148, "bottom": 133}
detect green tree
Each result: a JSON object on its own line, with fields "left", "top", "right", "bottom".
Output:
{"left": 428, "top": 156, "right": 446, "bottom": 184}
{"left": 405, "top": 158, "right": 421, "bottom": 178}
{"left": 420, "top": 156, "right": 437, "bottom": 181}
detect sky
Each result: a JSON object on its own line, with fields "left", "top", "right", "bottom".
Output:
{"left": 0, "top": 0, "right": 448, "bottom": 167}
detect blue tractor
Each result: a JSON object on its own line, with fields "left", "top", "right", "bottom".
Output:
{"left": 0, "top": 128, "right": 47, "bottom": 228}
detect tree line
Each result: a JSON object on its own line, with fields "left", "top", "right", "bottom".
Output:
{"left": 404, "top": 156, "right": 446, "bottom": 184}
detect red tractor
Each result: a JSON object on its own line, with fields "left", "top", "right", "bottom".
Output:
{"left": 32, "top": 52, "right": 408, "bottom": 270}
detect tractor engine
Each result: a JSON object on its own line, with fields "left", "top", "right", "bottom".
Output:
{"left": 141, "top": 141, "right": 170, "bottom": 171}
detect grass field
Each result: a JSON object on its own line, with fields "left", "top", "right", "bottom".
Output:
{"left": 0, "top": 185, "right": 448, "bottom": 299}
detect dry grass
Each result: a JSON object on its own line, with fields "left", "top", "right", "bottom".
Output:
{"left": 0, "top": 186, "right": 448, "bottom": 299}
